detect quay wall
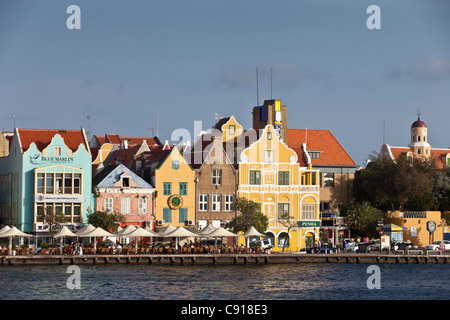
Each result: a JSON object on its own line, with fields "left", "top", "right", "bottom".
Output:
{"left": 2, "top": 252, "right": 450, "bottom": 266}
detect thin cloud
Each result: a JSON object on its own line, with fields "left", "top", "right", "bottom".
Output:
{"left": 407, "top": 57, "right": 450, "bottom": 81}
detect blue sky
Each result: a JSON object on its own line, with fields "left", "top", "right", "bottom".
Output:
{"left": 1, "top": 0, "right": 449, "bottom": 166}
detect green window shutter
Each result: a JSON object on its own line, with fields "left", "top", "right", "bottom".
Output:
{"left": 163, "top": 208, "right": 172, "bottom": 223}
{"left": 179, "top": 182, "right": 187, "bottom": 195}
{"left": 179, "top": 208, "right": 188, "bottom": 224}
{"left": 163, "top": 182, "right": 172, "bottom": 195}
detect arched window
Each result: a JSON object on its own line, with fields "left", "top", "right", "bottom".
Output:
{"left": 417, "top": 148, "right": 421, "bottom": 155}
{"left": 423, "top": 136, "right": 426, "bottom": 142}
{"left": 417, "top": 135, "right": 421, "bottom": 142}
{"left": 278, "top": 232, "right": 289, "bottom": 248}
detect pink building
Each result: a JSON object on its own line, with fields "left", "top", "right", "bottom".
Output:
{"left": 92, "top": 164, "right": 155, "bottom": 229}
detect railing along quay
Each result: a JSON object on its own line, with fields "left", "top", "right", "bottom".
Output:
{"left": 2, "top": 251, "right": 450, "bottom": 266}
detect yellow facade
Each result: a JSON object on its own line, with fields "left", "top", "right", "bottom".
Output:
{"left": 154, "top": 146, "right": 196, "bottom": 227}
{"left": 238, "top": 125, "right": 321, "bottom": 252}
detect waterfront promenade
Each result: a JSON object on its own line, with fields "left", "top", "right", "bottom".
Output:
{"left": 2, "top": 251, "right": 450, "bottom": 266}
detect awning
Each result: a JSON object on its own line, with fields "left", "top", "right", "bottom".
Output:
{"left": 381, "top": 223, "right": 406, "bottom": 232}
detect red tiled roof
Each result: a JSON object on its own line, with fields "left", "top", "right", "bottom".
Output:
{"left": 287, "top": 129, "right": 356, "bottom": 167}
{"left": 385, "top": 146, "right": 450, "bottom": 169}
{"left": 17, "top": 129, "right": 89, "bottom": 153}
{"left": 105, "top": 134, "right": 121, "bottom": 145}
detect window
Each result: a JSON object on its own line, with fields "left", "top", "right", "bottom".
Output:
{"left": 46, "top": 173, "right": 54, "bottom": 194}
{"left": 179, "top": 208, "right": 188, "bottom": 223}
{"left": 138, "top": 197, "right": 147, "bottom": 214}
{"left": 199, "top": 194, "right": 208, "bottom": 211}
{"left": 225, "top": 195, "right": 234, "bottom": 211}
{"left": 229, "top": 125, "right": 235, "bottom": 135}
{"left": 278, "top": 171, "right": 289, "bottom": 185}
{"left": 309, "top": 151, "right": 321, "bottom": 159}
{"left": 37, "top": 173, "right": 44, "bottom": 193}
{"left": 104, "top": 198, "right": 113, "bottom": 212}
{"left": 163, "top": 208, "right": 172, "bottom": 223}
{"left": 55, "top": 147, "right": 61, "bottom": 156}
{"left": 267, "top": 131, "right": 272, "bottom": 140}
{"left": 73, "top": 174, "right": 81, "bottom": 194}
{"left": 264, "top": 150, "right": 274, "bottom": 163}
{"left": 278, "top": 232, "right": 289, "bottom": 248}
{"left": 212, "top": 194, "right": 221, "bottom": 211}
{"left": 179, "top": 182, "right": 187, "bottom": 195}
{"left": 163, "top": 182, "right": 172, "bottom": 195}
{"left": 122, "top": 177, "right": 130, "bottom": 187}
{"left": 172, "top": 160, "right": 180, "bottom": 169}
{"left": 55, "top": 174, "right": 63, "bottom": 193}
{"left": 301, "top": 204, "right": 316, "bottom": 220}
{"left": 249, "top": 171, "right": 261, "bottom": 185}
{"left": 278, "top": 203, "right": 290, "bottom": 219}
{"left": 418, "top": 136, "right": 421, "bottom": 142}
{"left": 417, "top": 149, "right": 421, "bottom": 155}
{"left": 121, "top": 198, "right": 130, "bottom": 214}
{"left": 212, "top": 169, "right": 222, "bottom": 186}
{"left": 323, "top": 173, "right": 334, "bottom": 187}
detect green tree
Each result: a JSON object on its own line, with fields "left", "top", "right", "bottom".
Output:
{"left": 36, "top": 205, "right": 69, "bottom": 243}
{"left": 87, "top": 210, "right": 126, "bottom": 232}
{"left": 355, "top": 154, "right": 436, "bottom": 211}
{"left": 226, "top": 198, "right": 268, "bottom": 235}
{"left": 277, "top": 212, "right": 296, "bottom": 252}
{"left": 346, "top": 201, "right": 382, "bottom": 238}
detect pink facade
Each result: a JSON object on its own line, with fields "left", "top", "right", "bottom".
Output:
{"left": 93, "top": 165, "right": 156, "bottom": 229}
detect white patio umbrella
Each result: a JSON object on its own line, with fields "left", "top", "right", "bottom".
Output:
{"left": 156, "top": 224, "right": 177, "bottom": 236}
{"left": 75, "top": 224, "right": 96, "bottom": 237}
{"left": 120, "top": 226, "right": 159, "bottom": 253}
{"left": 164, "top": 227, "right": 198, "bottom": 249}
{"left": 80, "top": 227, "right": 114, "bottom": 254}
{"left": 203, "top": 227, "right": 239, "bottom": 247}
{"left": 196, "top": 224, "right": 217, "bottom": 236}
{"left": 0, "top": 226, "right": 32, "bottom": 254}
{"left": 0, "top": 225, "right": 11, "bottom": 236}
{"left": 53, "top": 226, "right": 77, "bottom": 254}
{"left": 242, "top": 226, "right": 265, "bottom": 247}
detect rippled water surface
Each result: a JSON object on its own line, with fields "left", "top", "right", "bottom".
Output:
{"left": 0, "top": 263, "right": 449, "bottom": 300}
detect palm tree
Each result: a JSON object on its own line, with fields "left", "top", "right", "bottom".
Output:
{"left": 346, "top": 201, "right": 382, "bottom": 238}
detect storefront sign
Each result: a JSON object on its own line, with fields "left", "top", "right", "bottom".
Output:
{"left": 298, "top": 220, "right": 320, "bottom": 228}
{"left": 168, "top": 194, "right": 183, "bottom": 210}
{"left": 35, "top": 194, "right": 83, "bottom": 203}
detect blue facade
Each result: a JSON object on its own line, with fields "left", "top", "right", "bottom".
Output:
{"left": 0, "top": 129, "right": 92, "bottom": 232}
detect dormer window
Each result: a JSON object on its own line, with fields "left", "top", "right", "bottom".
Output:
{"left": 122, "top": 177, "right": 130, "bottom": 187}
{"left": 229, "top": 125, "right": 235, "bottom": 135}
{"left": 309, "top": 151, "right": 321, "bottom": 159}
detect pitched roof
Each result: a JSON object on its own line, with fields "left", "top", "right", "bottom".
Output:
{"left": 386, "top": 145, "right": 450, "bottom": 169}
{"left": 17, "top": 128, "right": 89, "bottom": 153}
{"left": 93, "top": 163, "right": 153, "bottom": 188}
{"left": 287, "top": 129, "right": 356, "bottom": 167}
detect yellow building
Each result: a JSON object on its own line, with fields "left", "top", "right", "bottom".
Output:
{"left": 238, "top": 125, "right": 321, "bottom": 252}
{"left": 154, "top": 145, "right": 196, "bottom": 228}
{"left": 385, "top": 211, "right": 448, "bottom": 247}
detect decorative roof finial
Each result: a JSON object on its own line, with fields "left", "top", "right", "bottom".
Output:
{"left": 417, "top": 107, "right": 422, "bottom": 120}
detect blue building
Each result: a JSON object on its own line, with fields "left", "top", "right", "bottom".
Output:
{"left": 0, "top": 128, "right": 92, "bottom": 233}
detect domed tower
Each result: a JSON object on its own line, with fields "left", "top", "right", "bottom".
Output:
{"left": 408, "top": 114, "right": 431, "bottom": 159}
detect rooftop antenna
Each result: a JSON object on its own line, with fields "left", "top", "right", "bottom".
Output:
{"left": 256, "top": 67, "right": 259, "bottom": 106}
{"left": 270, "top": 67, "right": 273, "bottom": 99}
{"left": 86, "top": 115, "right": 91, "bottom": 140}
{"left": 383, "top": 119, "right": 385, "bottom": 145}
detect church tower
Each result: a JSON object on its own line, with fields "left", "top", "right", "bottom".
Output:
{"left": 408, "top": 114, "right": 431, "bottom": 159}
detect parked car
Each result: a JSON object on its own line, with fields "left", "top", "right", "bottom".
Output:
{"left": 357, "top": 240, "right": 382, "bottom": 252}
{"left": 251, "top": 240, "right": 272, "bottom": 252}
{"left": 391, "top": 241, "right": 415, "bottom": 251}
{"left": 344, "top": 242, "right": 358, "bottom": 252}
{"left": 425, "top": 240, "right": 450, "bottom": 251}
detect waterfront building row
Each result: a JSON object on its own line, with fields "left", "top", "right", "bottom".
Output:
{"left": 0, "top": 99, "right": 358, "bottom": 251}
